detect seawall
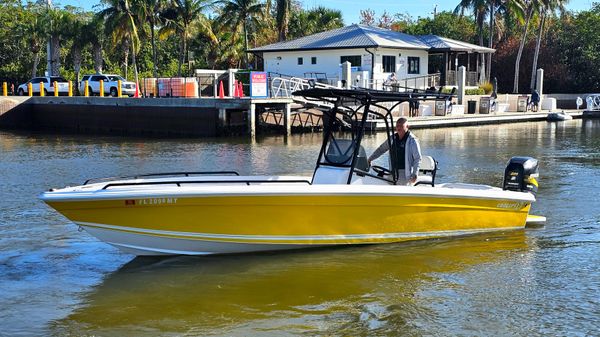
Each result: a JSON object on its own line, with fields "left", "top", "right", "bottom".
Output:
{"left": 0, "top": 97, "right": 251, "bottom": 137}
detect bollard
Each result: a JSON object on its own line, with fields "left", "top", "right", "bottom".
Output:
{"left": 117, "top": 80, "right": 122, "bottom": 97}
{"left": 40, "top": 82, "right": 45, "bottom": 97}
{"left": 28, "top": 82, "right": 33, "bottom": 96}
{"left": 54, "top": 81, "right": 58, "bottom": 96}
{"left": 84, "top": 80, "right": 89, "bottom": 97}
{"left": 2, "top": 82, "right": 6, "bottom": 96}
{"left": 99, "top": 80, "right": 104, "bottom": 97}
{"left": 68, "top": 81, "right": 73, "bottom": 97}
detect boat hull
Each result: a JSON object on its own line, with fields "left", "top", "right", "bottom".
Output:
{"left": 44, "top": 192, "right": 532, "bottom": 255}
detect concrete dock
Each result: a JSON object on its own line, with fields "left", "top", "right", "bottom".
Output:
{"left": 0, "top": 96, "right": 594, "bottom": 137}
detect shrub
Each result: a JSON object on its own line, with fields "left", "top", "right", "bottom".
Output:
{"left": 465, "top": 88, "right": 485, "bottom": 95}
{"left": 479, "top": 81, "right": 493, "bottom": 94}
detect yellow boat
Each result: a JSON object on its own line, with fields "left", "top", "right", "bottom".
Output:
{"left": 40, "top": 88, "right": 541, "bottom": 256}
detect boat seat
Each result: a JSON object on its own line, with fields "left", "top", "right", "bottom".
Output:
{"left": 415, "top": 155, "right": 438, "bottom": 186}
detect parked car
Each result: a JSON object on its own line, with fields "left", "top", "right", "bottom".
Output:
{"left": 17, "top": 76, "right": 69, "bottom": 96}
{"left": 79, "top": 74, "right": 136, "bottom": 97}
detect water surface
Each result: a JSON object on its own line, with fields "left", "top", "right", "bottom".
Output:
{"left": 1, "top": 120, "right": 599, "bottom": 336}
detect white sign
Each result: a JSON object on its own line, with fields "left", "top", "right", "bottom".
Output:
{"left": 250, "top": 72, "right": 268, "bottom": 98}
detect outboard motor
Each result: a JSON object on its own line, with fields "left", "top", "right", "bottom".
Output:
{"left": 503, "top": 157, "right": 539, "bottom": 195}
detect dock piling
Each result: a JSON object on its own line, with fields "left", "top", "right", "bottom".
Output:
{"left": 99, "top": 80, "right": 104, "bottom": 97}
{"left": 68, "top": 81, "right": 73, "bottom": 97}
{"left": 248, "top": 103, "right": 256, "bottom": 138}
{"left": 84, "top": 80, "right": 89, "bottom": 97}
{"left": 27, "top": 83, "right": 32, "bottom": 96}
{"left": 53, "top": 81, "right": 58, "bottom": 97}
{"left": 40, "top": 82, "right": 45, "bottom": 97}
{"left": 284, "top": 103, "right": 291, "bottom": 136}
{"left": 117, "top": 80, "right": 122, "bottom": 97}
{"left": 2, "top": 82, "right": 6, "bottom": 96}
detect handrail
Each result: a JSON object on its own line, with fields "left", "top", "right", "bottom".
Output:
{"left": 269, "top": 76, "right": 338, "bottom": 98}
{"left": 586, "top": 94, "right": 600, "bottom": 110}
{"left": 101, "top": 179, "right": 312, "bottom": 190}
{"left": 84, "top": 171, "right": 240, "bottom": 185}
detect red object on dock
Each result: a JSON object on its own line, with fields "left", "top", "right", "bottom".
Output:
{"left": 219, "top": 81, "right": 224, "bottom": 99}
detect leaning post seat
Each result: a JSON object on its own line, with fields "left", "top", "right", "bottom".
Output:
{"left": 415, "top": 155, "right": 438, "bottom": 186}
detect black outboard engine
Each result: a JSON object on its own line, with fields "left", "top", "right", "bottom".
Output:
{"left": 503, "top": 157, "right": 539, "bottom": 195}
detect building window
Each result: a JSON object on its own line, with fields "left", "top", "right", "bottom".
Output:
{"left": 408, "top": 57, "right": 420, "bottom": 74}
{"left": 311, "top": 57, "right": 317, "bottom": 64}
{"left": 382, "top": 55, "right": 396, "bottom": 73}
{"left": 340, "top": 55, "right": 361, "bottom": 67}
{"left": 297, "top": 57, "right": 303, "bottom": 65}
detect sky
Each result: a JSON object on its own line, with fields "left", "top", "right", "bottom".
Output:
{"left": 56, "top": 0, "right": 597, "bottom": 24}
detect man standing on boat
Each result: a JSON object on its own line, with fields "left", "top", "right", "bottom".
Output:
{"left": 368, "top": 118, "right": 422, "bottom": 185}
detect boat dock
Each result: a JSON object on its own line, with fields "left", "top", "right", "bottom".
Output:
{"left": 0, "top": 95, "right": 593, "bottom": 138}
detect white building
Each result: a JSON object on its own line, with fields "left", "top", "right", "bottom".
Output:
{"left": 249, "top": 24, "right": 494, "bottom": 89}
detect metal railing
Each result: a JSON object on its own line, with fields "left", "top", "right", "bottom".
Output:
{"left": 447, "top": 70, "right": 479, "bottom": 87}
{"left": 364, "top": 73, "right": 441, "bottom": 91}
{"left": 586, "top": 94, "right": 600, "bottom": 110}
{"left": 269, "top": 76, "right": 338, "bottom": 98}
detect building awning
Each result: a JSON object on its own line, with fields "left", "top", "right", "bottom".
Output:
{"left": 417, "top": 35, "right": 495, "bottom": 53}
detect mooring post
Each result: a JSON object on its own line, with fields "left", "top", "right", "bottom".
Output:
{"left": 248, "top": 103, "right": 256, "bottom": 138}
{"left": 283, "top": 103, "right": 291, "bottom": 136}
{"left": 218, "top": 108, "right": 227, "bottom": 128}
{"left": 458, "top": 66, "right": 466, "bottom": 105}
{"left": 2, "top": 82, "right": 7, "bottom": 96}
{"left": 536, "top": 68, "right": 544, "bottom": 111}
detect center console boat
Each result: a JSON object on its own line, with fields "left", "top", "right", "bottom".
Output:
{"left": 40, "top": 88, "right": 541, "bottom": 256}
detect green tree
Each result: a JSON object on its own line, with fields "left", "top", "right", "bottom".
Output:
{"left": 139, "top": 0, "right": 167, "bottom": 77}
{"left": 530, "top": 0, "right": 567, "bottom": 90}
{"left": 219, "top": 0, "right": 265, "bottom": 68}
{"left": 276, "top": 0, "right": 290, "bottom": 41}
{"left": 161, "top": 0, "right": 211, "bottom": 76}
{"left": 99, "top": 0, "right": 141, "bottom": 85}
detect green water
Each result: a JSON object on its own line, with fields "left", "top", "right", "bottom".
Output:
{"left": 1, "top": 120, "right": 599, "bottom": 336}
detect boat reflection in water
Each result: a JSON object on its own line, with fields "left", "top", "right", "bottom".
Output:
{"left": 50, "top": 231, "right": 535, "bottom": 336}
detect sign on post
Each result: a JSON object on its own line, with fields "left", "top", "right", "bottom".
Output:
{"left": 250, "top": 72, "right": 268, "bottom": 98}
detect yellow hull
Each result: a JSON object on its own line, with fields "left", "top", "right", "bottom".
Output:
{"left": 47, "top": 194, "right": 531, "bottom": 254}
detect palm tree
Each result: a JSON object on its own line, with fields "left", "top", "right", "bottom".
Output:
{"left": 219, "top": 0, "right": 265, "bottom": 68}
{"left": 288, "top": 6, "right": 343, "bottom": 38}
{"left": 88, "top": 15, "right": 106, "bottom": 74}
{"left": 161, "top": 0, "right": 211, "bottom": 76}
{"left": 21, "top": 9, "right": 45, "bottom": 78}
{"left": 99, "top": 0, "right": 141, "bottom": 86}
{"left": 276, "top": 0, "right": 290, "bottom": 41}
{"left": 139, "top": 0, "right": 167, "bottom": 78}
{"left": 65, "top": 14, "right": 88, "bottom": 87}
{"left": 44, "top": 8, "right": 70, "bottom": 76}
{"left": 513, "top": 0, "right": 537, "bottom": 93}
{"left": 454, "top": 0, "right": 488, "bottom": 83}
{"left": 529, "top": 0, "right": 567, "bottom": 91}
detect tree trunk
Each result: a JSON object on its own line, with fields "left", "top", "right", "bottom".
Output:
{"left": 177, "top": 34, "right": 184, "bottom": 77}
{"left": 123, "top": 39, "right": 130, "bottom": 79}
{"left": 31, "top": 51, "right": 40, "bottom": 78}
{"left": 487, "top": 1, "right": 495, "bottom": 83}
{"left": 131, "top": 41, "right": 139, "bottom": 95}
{"left": 150, "top": 16, "right": 158, "bottom": 78}
{"left": 50, "top": 35, "right": 61, "bottom": 76}
{"left": 73, "top": 46, "right": 82, "bottom": 94}
{"left": 93, "top": 43, "right": 103, "bottom": 74}
{"left": 530, "top": 10, "right": 546, "bottom": 91}
{"left": 513, "top": 5, "right": 533, "bottom": 93}
{"left": 243, "top": 20, "right": 249, "bottom": 68}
